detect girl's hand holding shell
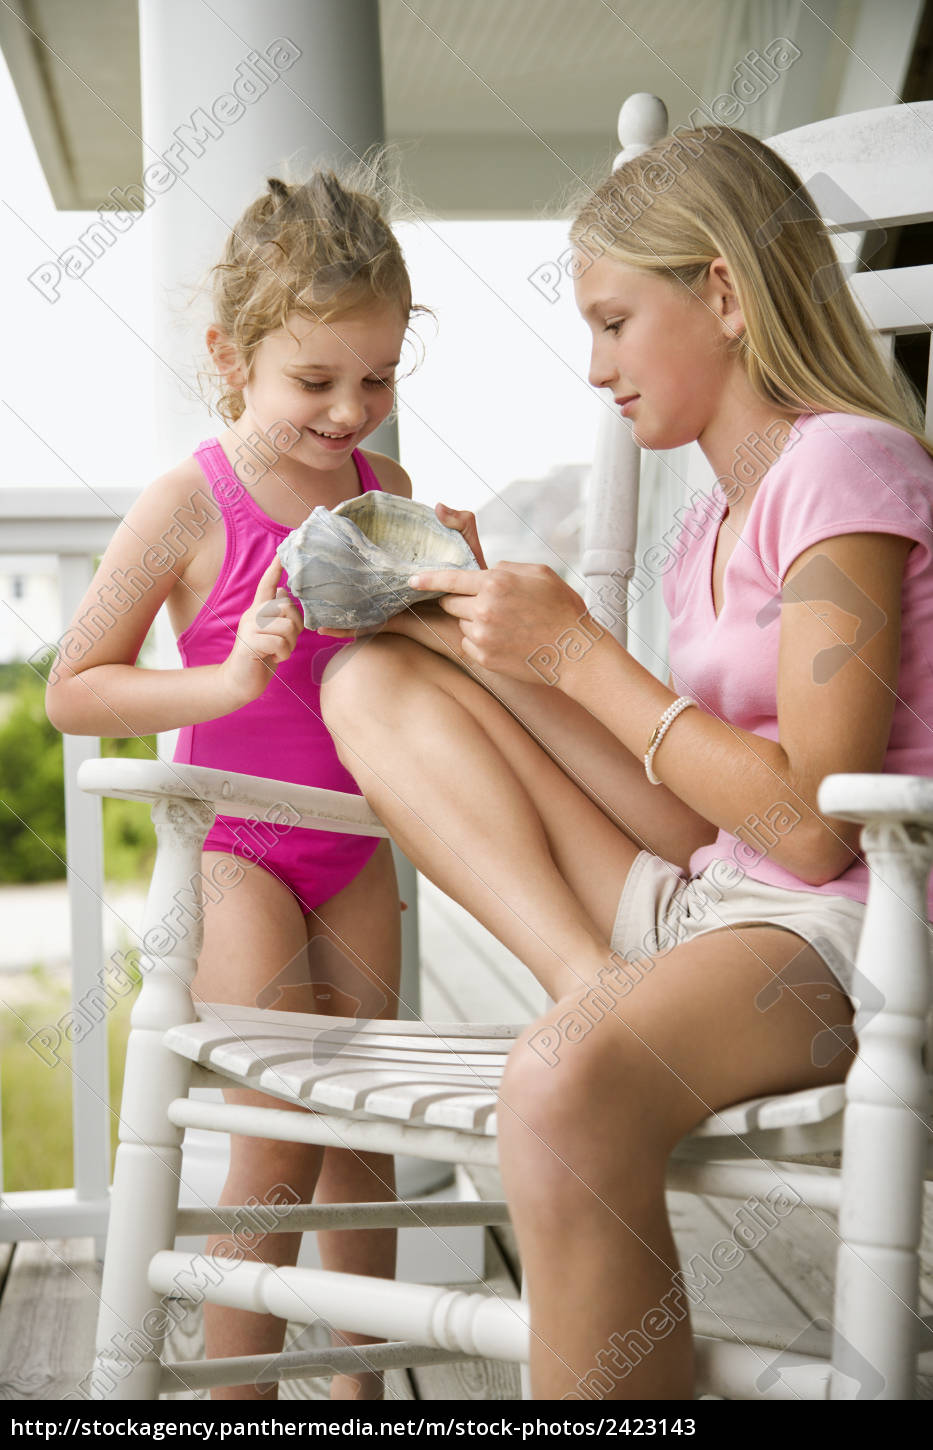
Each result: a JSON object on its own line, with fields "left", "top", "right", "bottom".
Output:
{"left": 431, "top": 502, "right": 488, "bottom": 571}
{"left": 217, "top": 555, "right": 304, "bottom": 709}
{"left": 305, "top": 496, "right": 485, "bottom": 639}
{"left": 407, "top": 561, "right": 590, "bottom": 684}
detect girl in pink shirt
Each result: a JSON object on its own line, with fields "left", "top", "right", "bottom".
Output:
{"left": 318, "top": 126, "right": 933, "bottom": 1399}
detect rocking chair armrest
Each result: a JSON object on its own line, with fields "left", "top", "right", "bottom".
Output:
{"left": 76, "top": 757, "right": 388, "bottom": 838}
{"left": 818, "top": 772, "right": 933, "bottom": 831}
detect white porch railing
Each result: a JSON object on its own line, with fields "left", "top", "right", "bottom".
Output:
{"left": 0, "top": 486, "right": 137, "bottom": 1241}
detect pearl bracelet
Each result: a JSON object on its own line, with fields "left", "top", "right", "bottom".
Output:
{"left": 644, "top": 696, "right": 695, "bottom": 785}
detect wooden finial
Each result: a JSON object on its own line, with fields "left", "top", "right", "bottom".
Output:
{"left": 614, "top": 93, "right": 669, "bottom": 169}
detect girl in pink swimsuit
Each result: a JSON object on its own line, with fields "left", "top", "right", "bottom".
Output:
{"left": 173, "top": 437, "right": 388, "bottom": 912}
{"left": 46, "top": 165, "right": 483, "bottom": 1402}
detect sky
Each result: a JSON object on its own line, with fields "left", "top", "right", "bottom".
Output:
{"left": 1, "top": 45, "right": 603, "bottom": 519}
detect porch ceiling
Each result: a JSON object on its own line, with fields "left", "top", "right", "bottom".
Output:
{"left": 1, "top": 0, "right": 861, "bottom": 217}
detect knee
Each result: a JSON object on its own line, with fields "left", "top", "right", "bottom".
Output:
{"left": 319, "top": 634, "right": 415, "bottom": 730}
{"left": 498, "top": 1018, "right": 629, "bottom": 1167}
{"left": 497, "top": 992, "right": 693, "bottom": 1187}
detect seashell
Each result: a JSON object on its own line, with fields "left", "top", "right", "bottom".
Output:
{"left": 277, "top": 491, "right": 481, "bottom": 631}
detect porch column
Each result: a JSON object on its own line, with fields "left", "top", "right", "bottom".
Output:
{"left": 139, "top": 0, "right": 389, "bottom": 471}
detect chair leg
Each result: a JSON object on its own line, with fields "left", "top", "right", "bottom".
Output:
{"left": 831, "top": 819, "right": 933, "bottom": 1400}
{"left": 91, "top": 797, "right": 214, "bottom": 1400}
{"left": 518, "top": 996, "right": 552, "bottom": 1402}
{"left": 519, "top": 1270, "right": 532, "bottom": 1400}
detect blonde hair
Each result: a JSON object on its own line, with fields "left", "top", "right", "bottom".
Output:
{"left": 205, "top": 148, "right": 429, "bottom": 423}
{"left": 569, "top": 126, "right": 933, "bottom": 460}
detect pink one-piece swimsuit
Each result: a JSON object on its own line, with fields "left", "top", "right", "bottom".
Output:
{"left": 173, "top": 438, "right": 383, "bottom": 913}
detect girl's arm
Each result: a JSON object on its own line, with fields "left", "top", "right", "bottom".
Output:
{"left": 556, "top": 531, "right": 914, "bottom": 887}
{"left": 412, "top": 530, "right": 913, "bottom": 887}
{"left": 45, "top": 468, "right": 300, "bottom": 738}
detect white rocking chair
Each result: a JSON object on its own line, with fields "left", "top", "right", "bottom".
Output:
{"left": 80, "top": 95, "right": 933, "bottom": 1400}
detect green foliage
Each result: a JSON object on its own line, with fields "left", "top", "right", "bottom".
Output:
{"left": 0, "top": 960, "right": 139, "bottom": 1190}
{"left": 0, "top": 664, "right": 66, "bottom": 881}
{"left": 0, "top": 661, "right": 157, "bottom": 884}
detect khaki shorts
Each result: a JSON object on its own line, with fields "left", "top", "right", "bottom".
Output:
{"left": 610, "top": 850, "right": 868, "bottom": 1005}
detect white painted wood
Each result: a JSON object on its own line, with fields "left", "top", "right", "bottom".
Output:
{"left": 0, "top": 1, "right": 79, "bottom": 209}
{"left": 0, "top": 510, "right": 140, "bottom": 1238}
{"left": 92, "top": 795, "right": 214, "bottom": 1400}
{"left": 158, "top": 1310, "right": 418, "bottom": 1400}
{"left": 0, "top": 1191, "right": 111, "bottom": 1244}
{"left": 138, "top": 0, "right": 386, "bottom": 471}
{"left": 0, "top": 496, "right": 145, "bottom": 1236}
{"left": 418, "top": 881, "right": 547, "bottom": 1022}
{"left": 167, "top": 1096, "right": 501, "bottom": 1168}
{"left": 666, "top": 1160, "right": 842, "bottom": 1214}
{"left": 768, "top": 101, "right": 933, "bottom": 231}
{"left": 818, "top": 773, "right": 933, "bottom": 825}
{"left": 828, "top": 817, "right": 933, "bottom": 1400}
{"left": 393, "top": 845, "right": 423, "bottom": 1023}
{"left": 160, "top": 1340, "right": 470, "bottom": 1394}
{"left": 851, "top": 264, "right": 933, "bottom": 336}
{"left": 148, "top": 1252, "right": 530, "bottom": 1364}
{"left": 175, "top": 1199, "right": 511, "bottom": 1236}
{"left": 172, "top": 1002, "right": 520, "bottom": 1042}
{"left": 519, "top": 1273, "right": 531, "bottom": 1400}
{"left": 59, "top": 555, "right": 111, "bottom": 1211}
{"left": 581, "top": 95, "right": 669, "bottom": 649}
{"left": 78, "top": 757, "right": 388, "bottom": 837}
{"left": 407, "top": 1227, "right": 521, "bottom": 1400}
{"left": 695, "top": 1336, "right": 832, "bottom": 1400}
{"left": 688, "top": 1084, "right": 847, "bottom": 1135}
{"left": 157, "top": 1227, "right": 519, "bottom": 1400}
{"left": 0, "top": 488, "right": 138, "bottom": 553}
{"left": 163, "top": 1003, "right": 856, "bottom": 1152}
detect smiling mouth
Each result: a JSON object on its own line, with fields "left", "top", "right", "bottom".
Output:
{"left": 310, "top": 427, "right": 355, "bottom": 440}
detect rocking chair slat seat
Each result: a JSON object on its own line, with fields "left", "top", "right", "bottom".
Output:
{"left": 687, "top": 1084, "right": 848, "bottom": 1136}
{"left": 165, "top": 1011, "right": 508, "bottom": 1132}
{"left": 163, "top": 1007, "right": 850, "bottom": 1145}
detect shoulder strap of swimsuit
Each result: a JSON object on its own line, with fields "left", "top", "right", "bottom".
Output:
{"left": 354, "top": 448, "right": 384, "bottom": 493}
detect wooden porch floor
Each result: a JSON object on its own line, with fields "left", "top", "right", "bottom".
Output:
{"left": 2, "top": 879, "right": 931, "bottom": 1399}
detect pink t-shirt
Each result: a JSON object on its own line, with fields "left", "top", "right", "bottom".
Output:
{"left": 662, "top": 410, "right": 933, "bottom": 912}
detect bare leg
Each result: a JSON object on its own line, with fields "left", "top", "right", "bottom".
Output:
{"left": 305, "top": 839, "right": 402, "bottom": 1401}
{"left": 497, "top": 927, "right": 855, "bottom": 1398}
{"left": 377, "top": 603, "right": 717, "bottom": 872}
{"left": 321, "top": 635, "right": 643, "bottom": 1001}
{"left": 192, "top": 858, "right": 324, "bottom": 1401}
{"left": 191, "top": 842, "right": 401, "bottom": 1401}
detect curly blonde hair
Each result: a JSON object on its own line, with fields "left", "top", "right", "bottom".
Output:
{"left": 569, "top": 126, "right": 933, "bottom": 460}
{"left": 206, "top": 148, "right": 428, "bottom": 423}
